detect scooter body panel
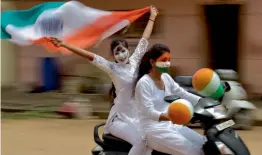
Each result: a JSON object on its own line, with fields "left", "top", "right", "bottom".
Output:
{"left": 204, "top": 127, "right": 250, "bottom": 155}
{"left": 224, "top": 100, "right": 257, "bottom": 117}
{"left": 222, "top": 81, "right": 248, "bottom": 100}
{"left": 92, "top": 145, "right": 103, "bottom": 155}
{"left": 217, "top": 128, "right": 250, "bottom": 155}
{"left": 224, "top": 100, "right": 256, "bottom": 110}
{"left": 92, "top": 145, "right": 128, "bottom": 155}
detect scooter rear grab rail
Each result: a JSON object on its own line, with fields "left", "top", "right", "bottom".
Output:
{"left": 93, "top": 122, "right": 108, "bottom": 148}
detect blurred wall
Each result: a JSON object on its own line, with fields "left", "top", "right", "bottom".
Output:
{"left": 1, "top": 2, "right": 18, "bottom": 87}
{"left": 238, "top": 0, "right": 262, "bottom": 94}
{"left": 2, "top": 0, "right": 262, "bottom": 94}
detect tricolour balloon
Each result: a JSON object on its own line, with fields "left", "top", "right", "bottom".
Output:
{"left": 192, "top": 68, "right": 224, "bottom": 99}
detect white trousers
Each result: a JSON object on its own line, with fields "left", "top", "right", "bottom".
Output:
{"left": 145, "top": 125, "right": 206, "bottom": 155}
{"left": 106, "top": 115, "right": 152, "bottom": 155}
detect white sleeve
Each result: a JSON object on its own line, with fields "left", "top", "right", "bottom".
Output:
{"left": 135, "top": 78, "right": 162, "bottom": 121}
{"left": 91, "top": 54, "right": 113, "bottom": 75}
{"left": 165, "top": 74, "right": 201, "bottom": 106}
{"left": 129, "top": 38, "right": 149, "bottom": 66}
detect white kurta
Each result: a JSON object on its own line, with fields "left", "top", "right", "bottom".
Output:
{"left": 135, "top": 73, "right": 206, "bottom": 155}
{"left": 91, "top": 38, "right": 148, "bottom": 130}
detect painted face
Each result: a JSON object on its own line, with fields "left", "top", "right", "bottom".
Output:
{"left": 155, "top": 52, "right": 171, "bottom": 73}
{"left": 113, "top": 44, "right": 130, "bottom": 64}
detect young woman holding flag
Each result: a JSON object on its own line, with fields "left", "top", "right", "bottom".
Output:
{"left": 50, "top": 6, "right": 158, "bottom": 155}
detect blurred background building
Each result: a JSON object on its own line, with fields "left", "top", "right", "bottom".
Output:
{"left": 1, "top": 0, "right": 262, "bottom": 96}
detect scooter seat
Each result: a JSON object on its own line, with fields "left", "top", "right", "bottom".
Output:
{"left": 103, "top": 134, "right": 132, "bottom": 152}
{"left": 103, "top": 134, "right": 169, "bottom": 155}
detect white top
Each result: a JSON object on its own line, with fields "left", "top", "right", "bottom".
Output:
{"left": 91, "top": 38, "right": 149, "bottom": 129}
{"left": 135, "top": 73, "right": 201, "bottom": 133}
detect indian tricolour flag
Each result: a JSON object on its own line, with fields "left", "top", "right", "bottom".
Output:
{"left": 1, "top": 1, "right": 150, "bottom": 54}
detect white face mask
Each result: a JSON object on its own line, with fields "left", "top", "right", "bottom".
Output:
{"left": 155, "top": 61, "right": 171, "bottom": 73}
{"left": 113, "top": 44, "right": 130, "bottom": 64}
{"left": 156, "top": 61, "right": 171, "bottom": 68}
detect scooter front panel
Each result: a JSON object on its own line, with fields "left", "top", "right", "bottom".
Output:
{"left": 217, "top": 128, "right": 250, "bottom": 155}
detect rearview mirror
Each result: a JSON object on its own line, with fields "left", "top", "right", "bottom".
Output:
{"left": 223, "top": 81, "right": 231, "bottom": 92}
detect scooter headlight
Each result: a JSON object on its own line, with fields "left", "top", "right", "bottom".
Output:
{"left": 206, "top": 104, "right": 227, "bottom": 119}
{"left": 215, "top": 141, "right": 234, "bottom": 155}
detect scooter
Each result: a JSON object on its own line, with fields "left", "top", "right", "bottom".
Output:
{"left": 92, "top": 96, "right": 250, "bottom": 155}
{"left": 174, "top": 69, "right": 257, "bottom": 129}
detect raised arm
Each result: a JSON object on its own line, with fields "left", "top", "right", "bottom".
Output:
{"left": 129, "top": 6, "right": 158, "bottom": 66}
{"left": 50, "top": 38, "right": 113, "bottom": 75}
{"left": 135, "top": 79, "right": 170, "bottom": 122}
{"left": 142, "top": 6, "right": 158, "bottom": 40}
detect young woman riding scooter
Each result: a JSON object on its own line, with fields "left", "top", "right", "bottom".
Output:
{"left": 134, "top": 44, "right": 207, "bottom": 155}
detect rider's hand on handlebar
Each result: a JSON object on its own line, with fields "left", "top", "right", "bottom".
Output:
{"left": 159, "top": 113, "right": 170, "bottom": 122}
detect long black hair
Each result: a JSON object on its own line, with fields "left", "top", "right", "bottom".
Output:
{"left": 132, "top": 43, "right": 170, "bottom": 97}
{"left": 108, "top": 38, "right": 129, "bottom": 102}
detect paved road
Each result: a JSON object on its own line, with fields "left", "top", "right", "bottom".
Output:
{"left": 2, "top": 119, "right": 262, "bottom": 155}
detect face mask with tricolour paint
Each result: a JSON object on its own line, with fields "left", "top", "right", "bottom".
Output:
{"left": 113, "top": 44, "right": 130, "bottom": 64}
{"left": 155, "top": 61, "right": 171, "bottom": 73}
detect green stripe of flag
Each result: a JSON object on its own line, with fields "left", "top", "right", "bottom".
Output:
{"left": 1, "top": 2, "right": 65, "bottom": 39}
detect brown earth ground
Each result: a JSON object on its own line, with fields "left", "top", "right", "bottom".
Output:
{"left": 2, "top": 119, "right": 262, "bottom": 155}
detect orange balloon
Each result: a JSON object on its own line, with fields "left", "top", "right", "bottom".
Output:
{"left": 168, "top": 99, "right": 194, "bottom": 125}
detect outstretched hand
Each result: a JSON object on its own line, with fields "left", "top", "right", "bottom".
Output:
{"left": 150, "top": 5, "right": 158, "bottom": 17}
{"left": 49, "top": 37, "right": 65, "bottom": 47}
